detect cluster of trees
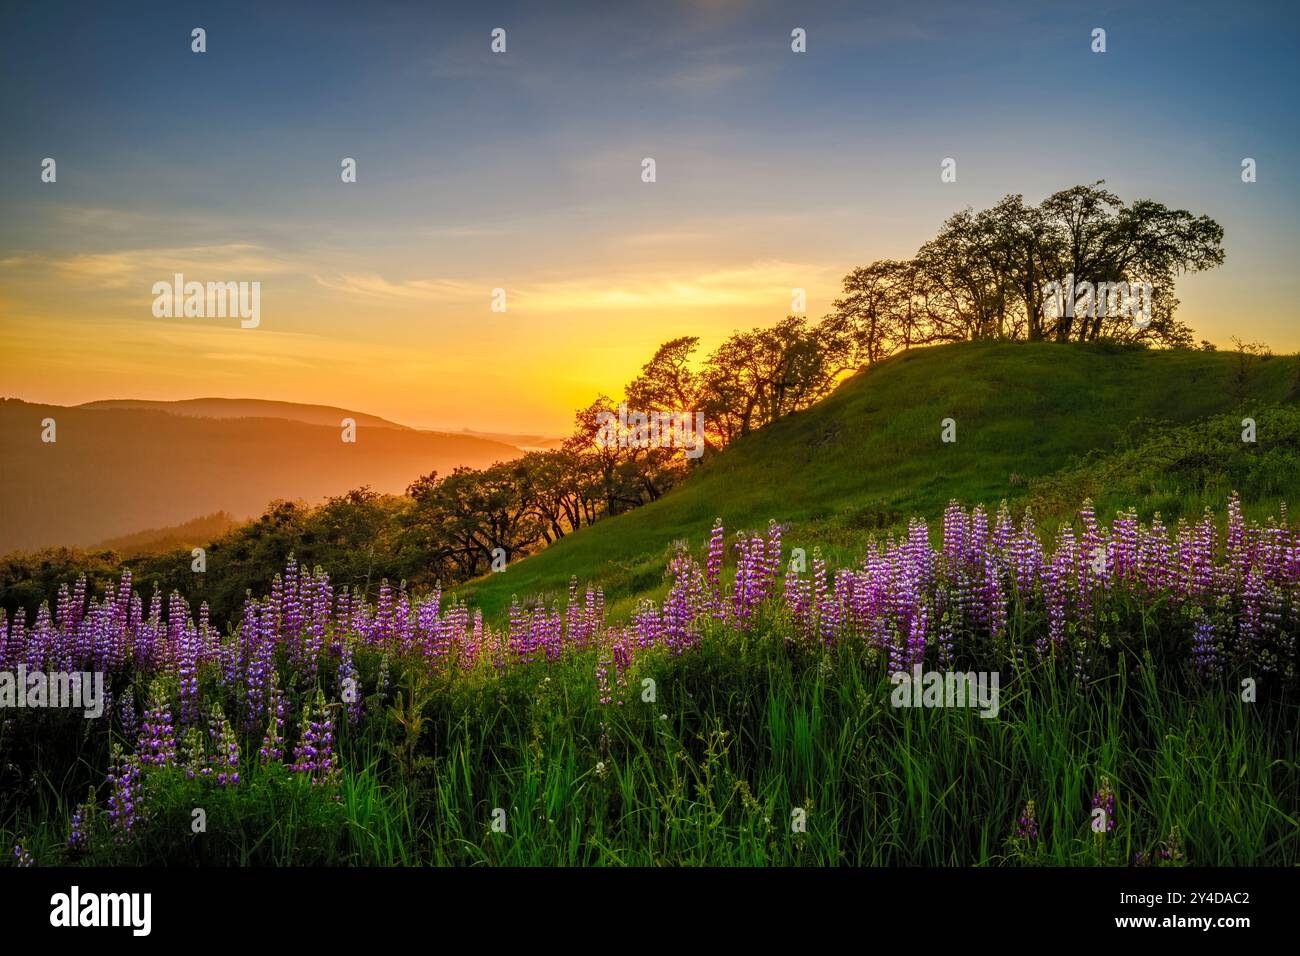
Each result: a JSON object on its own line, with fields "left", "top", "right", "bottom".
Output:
{"left": 820, "top": 182, "right": 1224, "bottom": 364}
{"left": 0, "top": 183, "right": 1226, "bottom": 628}
{"left": 547, "top": 181, "right": 1228, "bottom": 456}
{"left": 400, "top": 313, "right": 857, "bottom": 582}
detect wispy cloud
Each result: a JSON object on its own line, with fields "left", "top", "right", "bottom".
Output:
{"left": 658, "top": 61, "right": 753, "bottom": 91}
{"left": 201, "top": 352, "right": 316, "bottom": 368}
{"left": 0, "top": 244, "right": 292, "bottom": 289}
{"left": 515, "top": 260, "right": 837, "bottom": 311}
{"left": 309, "top": 260, "right": 836, "bottom": 312}
{"left": 311, "top": 272, "right": 481, "bottom": 302}
{"left": 422, "top": 225, "right": 510, "bottom": 240}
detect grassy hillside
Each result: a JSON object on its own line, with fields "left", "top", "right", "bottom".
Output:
{"left": 460, "top": 341, "right": 1300, "bottom": 620}
{"left": 1025, "top": 405, "right": 1300, "bottom": 521}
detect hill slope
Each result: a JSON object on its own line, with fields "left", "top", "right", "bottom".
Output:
{"left": 459, "top": 341, "right": 1300, "bottom": 619}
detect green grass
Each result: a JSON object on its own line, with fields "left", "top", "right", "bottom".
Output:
{"left": 459, "top": 342, "right": 1300, "bottom": 623}
{"left": 1025, "top": 404, "right": 1300, "bottom": 525}
{"left": 7, "top": 620, "right": 1295, "bottom": 866}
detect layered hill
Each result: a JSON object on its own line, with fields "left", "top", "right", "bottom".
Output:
{"left": 93, "top": 512, "right": 242, "bottom": 558}
{"left": 0, "top": 401, "right": 522, "bottom": 553}
{"left": 78, "top": 398, "right": 413, "bottom": 431}
{"left": 81, "top": 401, "right": 567, "bottom": 449}
{"left": 459, "top": 341, "right": 1300, "bottom": 619}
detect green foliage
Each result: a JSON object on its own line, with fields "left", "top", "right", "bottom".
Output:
{"left": 1026, "top": 405, "right": 1300, "bottom": 526}
{"left": 6, "top": 620, "right": 1294, "bottom": 866}
{"left": 386, "top": 668, "right": 437, "bottom": 783}
{"left": 86, "top": 766, "right": 349, "bottom": 866}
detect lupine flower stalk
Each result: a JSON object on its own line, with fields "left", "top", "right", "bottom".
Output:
{"left": 106, "top": 744, "right": 141, "bottom": 843}
{"left": 203, "top": 704, "right": 240, "bottom": 787}
{"left": 137, "top": 683, "right": 176, "bottom": 767}
{"left": 290, "top": 689, "right": 339, "bottom": 785}
{"left": 1091, "top": 778, "right": 1117, "bottom": 836}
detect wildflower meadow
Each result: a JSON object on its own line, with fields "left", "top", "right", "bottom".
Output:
{"left": 3, "top": 494, "right": 1295, "bottom": 866}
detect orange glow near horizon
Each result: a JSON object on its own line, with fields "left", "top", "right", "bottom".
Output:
{"left": 0, "top": 248, "right": 850, "bottom": 434}
{"left": 2, "top": 261, "right": 1296, "bottom": 436}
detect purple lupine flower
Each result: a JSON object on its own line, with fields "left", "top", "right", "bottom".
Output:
{"left": 782, "top": 547, "right": 806, "bottom": 623}
{"left": 903, "top": 603, "right": 927, "bottom": 665}
{"left": 764, "top": 520, "right": 784, "bottom": 599}
{"left": 304, "top": 567, "right": 331, "bottom": 672}
{"left": 118, "top": 693, "right": 138, "bottom": 742}
{"left": 374, "top": 580, "right": 396, "bottom": 649}
{"left": 244, "top": 629, "right": 275, "bottom": 731}
{"left": 507, "top": 597, "right": 527, "bottom": 666}
{"left": 732, "top": 533, "right": 751, "bottom": 624}
{"left": 1226, "top": 491, "right": 1248, "bottom": 581}
{"left": 67, "top": 811, "right": 88, "bottom": 856}
{"left": 177, "top": 631, "right": 200, "bottom": 726}
{"left": 1039, "top": 550, "right": 1068, "bottom": 658}
{"left": 67, "top": 790, "right": 94, "bottom": 856}
{"left": 706, "top": 519, "right": 725, "bottom": 615}
{"left": 106, "top": 744, "right": 141, "bottom": 843}
{"left": 9, "top": 493, "right": 1294, "bottom": 750}
{"left": 1111, "top": 509, "right": 1139, "bottom": 584}
{"left": 1091, "top": 778, "right": 1117, "bottom": 835}
{"left": 983, "top": 554, "right": 1007, "bottom": 638}
{"left": 137, "top": 684, "right": 177, "bottom": 767}
{"left": 543, "top": 606, "right": 561, "bottom": 663}
{"left": 290, "top": 689, "right": 339, "bottom": 785}
{"left": 337, "top": 645, "right": 362, "bottom": 725}
{"left": 1238, "top": 569, "right": 1265, "bottom": 661}
{"left": 942, "top": 500, "right": 966, "bottom": 564}
{"left": 949, "top": 567, "right": 972, "bottom": 649}
{"left": 810, "top": 548, "right": 828, "bottom": 641}
{"left": 663, "top": 581, "right": 693, "bottom": 656}
{"left": 596, "top": 654, "right": 613, "bottom": 706}
{"left": 259, "top": 674, "right": 287, "bottom": 764}
{"left": 1015, "top": 800, "right": 1039, "bottom": 841}
{"left": 1191, "top": 614, "right": 1218, "bottom": 677}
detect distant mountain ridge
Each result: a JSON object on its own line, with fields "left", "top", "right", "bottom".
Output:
{"left": 0, "top": 398, "right": 524, "bottom": 553}
{"left": 447, "top": 429, "right": 567, "bottom": 451}
{"left": 78, "top": 398, "right": 414, "bottom": 432}
{"left": 79, "top": 399, "right": 567, "bottom": 450}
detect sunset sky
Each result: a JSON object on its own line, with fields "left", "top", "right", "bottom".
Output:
{"left": 2, "top": 0, "right": 1298, "bottom": 434}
